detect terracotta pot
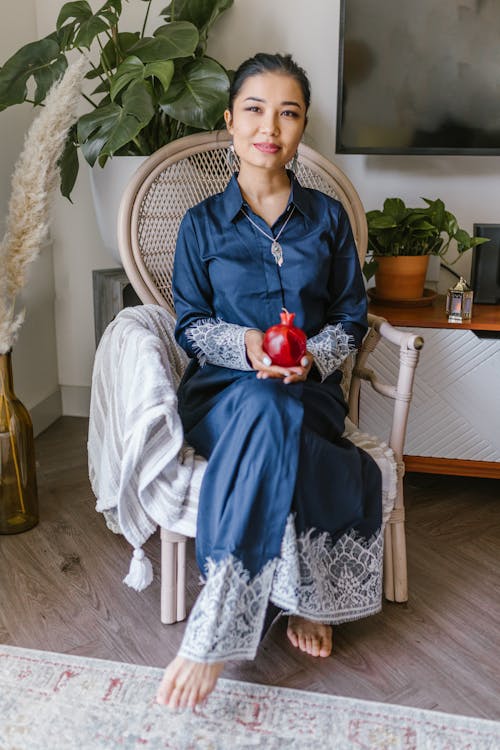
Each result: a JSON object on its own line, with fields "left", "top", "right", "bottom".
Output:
{"left": 375, "top": 255, "right": 430, "bottom": 300}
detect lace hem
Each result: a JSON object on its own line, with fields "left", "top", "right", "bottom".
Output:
{"left": 178, "top": 556, "right": 277, "bottom": 663}
{"left": 178, "top": 515, "right": 383, "bottom": 662}
{"left": 186, "top": 318, "right": 254, "bottom": 371}
{"left": 271, "top": 516, "right": 384, "bottom": 624}
{"left": 307, "top": 323, "right": 355, "bottom": 381}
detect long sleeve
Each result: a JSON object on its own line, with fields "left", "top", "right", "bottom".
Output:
{"left": 324, "top": 205, "right": 368, "bottom": 351}
{"left": 173, "top": 210, "right": 254, "bottom": 371}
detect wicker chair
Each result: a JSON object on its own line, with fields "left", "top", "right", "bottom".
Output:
{"left": 117, "top": 130, "right": 423, "bottom": 623}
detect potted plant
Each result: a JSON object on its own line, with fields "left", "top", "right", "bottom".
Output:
{"left": 364, "top": 197, "right": 488, "bottom": 301}
{"left": 0, "top": 0, "right": 233, "bottom": 257}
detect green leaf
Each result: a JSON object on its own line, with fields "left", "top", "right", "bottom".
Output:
{"left": 444, "top": 210, "right": 459, "bottom": 236}
{"left": 144, "top": 60, "right": 175, "bottom": 91}
{"left": 58, "top": 126, "right": 79, "bottom": 200}
{"left": 153, "top": 21, "right": 199, "bottom": 58}
{"left": 85, "top": 32, "right": 140, "bottom": 79}
{"left": 126, "top": 26, "right": 198, "bottom": 65}
{"left": 57, "top": 0, "right": 122, "bottom": 50}
{"left": 424, "top": 198, "right": 446, "bottom": 231}
{"left": 110, "top": 56, "right": 144, "bottom": 100}
{"left": 159, "top": 57, "right": 229, "bottom": 129}
{"left": 382, "top": 197, "right": 406, "bottom": 221}
{"left": 0, "top": 38, "right": 67, "bottom": 109}
{"left": 110, "top": 56, "right": 174, "bottom": 100}
{"left": 454, "top": 228, "right": 472, "bottom": 253}
{"left": 362, "top": 257, "right": 378, "bottom": 282}
{"left": 161, "top": 0, "right": 233, "bottom": 35}
{"left": 410, "top": 219, "right": 439, "bottom": 233}
{"left": 78, "top": 79, "right": 155, "bottom": 164}
{"left": 367, "top": 214, "right": 397, "bottom": 230}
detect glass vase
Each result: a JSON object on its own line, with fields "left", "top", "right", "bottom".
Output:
{"left": 0, "top": 350, "right": 38, "bottom": 534}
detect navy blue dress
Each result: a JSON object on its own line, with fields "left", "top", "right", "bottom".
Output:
{"left": 172, "top": 174, "right": 383, "bottom": 663}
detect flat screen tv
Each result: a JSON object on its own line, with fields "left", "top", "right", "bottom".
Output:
{"left": 336, "top": 0, "right": 500, "bottom": 155}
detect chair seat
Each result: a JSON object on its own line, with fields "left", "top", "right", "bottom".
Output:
{"left": 165, "top": 419, "right": 397, "bottom": 539}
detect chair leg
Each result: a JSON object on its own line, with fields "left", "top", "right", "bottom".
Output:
{"left": 176, "top": 537, "right": 187, "bottom": 622}
{"left": 391, "top": 511, "right": 408, "bottom": 602}
{"left": 384, "top": 472, "right": 408, "bottom": 602}
{"left": 161, "top": 528, "right": 188, "bottom": 624}
{"left": 383, "top": 523, "right": 395, "bottom": 600}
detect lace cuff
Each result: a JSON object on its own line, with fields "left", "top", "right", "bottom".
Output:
{"left": 186, "top": 318, "right": 255, "bottom": 371}
{"left": 307, "top": 323, "right": 355, "bottom": 381}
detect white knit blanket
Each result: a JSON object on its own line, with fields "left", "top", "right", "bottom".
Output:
{"left": 88, "top": 304, "right": 397, "bottom": 591}
{"left": 88, "top": 305, "right": 203, "bottom": 587}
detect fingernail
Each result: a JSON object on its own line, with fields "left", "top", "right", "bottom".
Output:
{"left": 262, "top": 356, "right": 272, "bottom": 366}
{"left": 301, "top": 357, "right": 308, "bottom": 367}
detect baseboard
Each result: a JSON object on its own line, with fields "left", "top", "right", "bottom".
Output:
{"left": 61, "top": 385, "right": 91, "bottom": 418}
{"left": 31, "top": 389, "right": 63, "bottom": 437}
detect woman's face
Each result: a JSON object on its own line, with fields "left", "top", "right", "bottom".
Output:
{"left": 224, "top": 71, "right": 307, "bottom": 173}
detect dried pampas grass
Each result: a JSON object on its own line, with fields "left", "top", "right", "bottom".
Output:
{"left": 0, "top": 58, "right": 86, "bottom": 354}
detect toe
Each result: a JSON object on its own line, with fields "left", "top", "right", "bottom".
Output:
{"left": 186, "top": 685, "right": 198, "bottom": 710}
{"left": 157, "top": 670, "right": 176, "bottom": 705}
{"left": 167, "top": 686, "right": 182, "bottom": 710}
{"left": 319, "top": 630, "right": 333, "bottom": 657}
{"left": 287, "top": 626, "right": 299, "bottom": 648}
{"left": 310, "top": 638, "right": 321, "bottom": 657}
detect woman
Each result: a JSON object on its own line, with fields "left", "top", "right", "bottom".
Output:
{"left": 157, "top": 53, "right": 382, "bottom": 710}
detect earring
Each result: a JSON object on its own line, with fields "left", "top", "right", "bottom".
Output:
{"left": 226, "top": 143, "right": 237, "bottom": 172}
{"left": 290, "top": 152, "right": 299, "bottom": 174}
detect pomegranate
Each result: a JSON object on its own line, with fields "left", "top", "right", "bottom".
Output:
{"left": 263, "top": 309, "right": 307, "bottom": 367}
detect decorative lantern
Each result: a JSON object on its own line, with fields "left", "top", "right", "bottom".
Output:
{"left": 446, "top": 277, "right": 474, "bottom": 323}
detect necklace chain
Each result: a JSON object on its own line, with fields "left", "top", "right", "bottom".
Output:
{"left": 240, "top": 206, "right": 295, "bottom": 267}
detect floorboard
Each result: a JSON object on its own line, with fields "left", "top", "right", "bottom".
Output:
{"left": 1, "top": 417, "right": 498, "bottom": 720}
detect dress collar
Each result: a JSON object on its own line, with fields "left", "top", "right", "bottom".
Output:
{"left": 222, "top": 171, "right": 316, "bottom": 223}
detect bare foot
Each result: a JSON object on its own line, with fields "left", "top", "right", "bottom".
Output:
{"left": 156, "top": 655, "right": 224, "bottom": 709}
{"left": 287, "top": 616, "right": 333, "bottom": 657}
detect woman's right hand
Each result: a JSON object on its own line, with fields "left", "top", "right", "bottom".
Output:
{"left": 245, "top": 329, "right": 312, "bottom": 384}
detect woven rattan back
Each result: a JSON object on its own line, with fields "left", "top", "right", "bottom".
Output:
{"left": 118, "top": 130, "right": 367, "bottom": 315}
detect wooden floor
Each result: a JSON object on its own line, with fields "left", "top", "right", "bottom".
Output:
{"left": 1, "top": 417, "right": 499, "bottom": 721}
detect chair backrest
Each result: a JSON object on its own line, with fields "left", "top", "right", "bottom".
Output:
{"left": 118, "top": 130, "right": 367, "bottom": 315}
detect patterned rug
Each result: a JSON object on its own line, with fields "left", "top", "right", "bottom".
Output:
{"left": 1, "top": 645, "right": 499, "bottom": 749}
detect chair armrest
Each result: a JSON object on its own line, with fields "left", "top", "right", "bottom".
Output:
{"left": 348, "top": 313, "right": 424, "bottom": 461}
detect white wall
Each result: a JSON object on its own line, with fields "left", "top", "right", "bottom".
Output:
{"left": 1, "top": 0, "right": 61, "bottom": 434}
{"left": 30, "top": 0, "right": 500, "bottom": 415}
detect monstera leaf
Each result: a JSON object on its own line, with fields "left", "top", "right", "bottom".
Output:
{"left": 161, "top": 0, "right": 233, "bottom": 49}
{"left": 56, "top": 0, "right": 122, "bottom": 50}
{"left": 0, "top": 38, "right": 67, "bottom": 109}
{"left": 110, "top": 56, "right": 174, "bottom": 100}
{"left": 160, "top": 57, "right": 229, "bottom": 130}
{"left": 78, "top": 80, "right": 155, "bottom": 165}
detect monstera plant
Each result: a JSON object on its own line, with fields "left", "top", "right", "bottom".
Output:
{"left": 0, "top": 0, "right": 233, "bottom": 199}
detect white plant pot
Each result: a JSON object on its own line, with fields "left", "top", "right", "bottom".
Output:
{"left": 89, "top": 155, "right": 148, "bottom": 265}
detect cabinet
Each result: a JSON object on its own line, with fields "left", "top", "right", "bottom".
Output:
{"left": 362, "top": 296, "right": 500, "bottom": 478}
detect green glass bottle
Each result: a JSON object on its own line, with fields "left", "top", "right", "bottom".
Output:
{"left": 0, "top": 350, "right": 38, "bottom": 534}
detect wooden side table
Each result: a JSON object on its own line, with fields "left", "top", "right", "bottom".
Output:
{"left": 364, "top": 295, "right": 500, "bottom": 478}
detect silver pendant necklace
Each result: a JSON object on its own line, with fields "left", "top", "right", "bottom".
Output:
{"left": 240, "top": 206, "right": 295, "bottom": 267}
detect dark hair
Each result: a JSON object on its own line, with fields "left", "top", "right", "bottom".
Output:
{"left": 228, "top": 53, "right": 311, "bottom": 112}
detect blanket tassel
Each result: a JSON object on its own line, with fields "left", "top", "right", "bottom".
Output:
{"left": 123, "top": 548, "right": 153, "bottom": 591}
